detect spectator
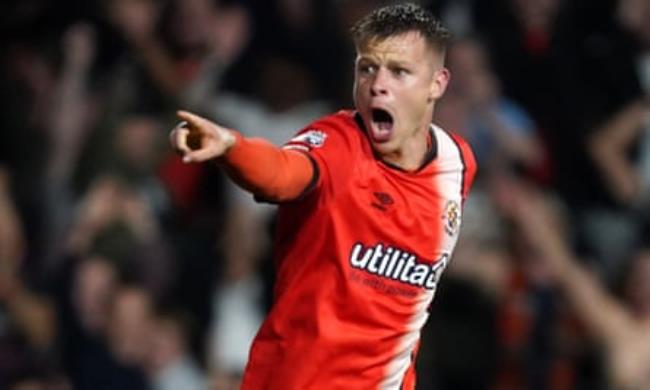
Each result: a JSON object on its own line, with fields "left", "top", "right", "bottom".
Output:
{"left": 64, "top": 176, "right": 173, "bottom": 298}
{"left": 0, "top": 166, "right": 66, "bottom": 389}
{"left": 146, "top": 310, "right": 206, "bottom": 390}
{"left": 508, "top": 180, "right": 650, "bottom": 389}
{"left": 436, "top": 36, "right": 543, "bottom": 179}
{"left": 580, "top": 0, "right": 650, "bottom": 271}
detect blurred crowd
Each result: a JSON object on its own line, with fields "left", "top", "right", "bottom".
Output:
{"left": 0, "top": 0, "right": 649, "bottom": 389}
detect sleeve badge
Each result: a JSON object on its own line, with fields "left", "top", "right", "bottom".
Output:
{"left": 442, "top": 200, "right": 461, "bottom": 236}
{"left": 289, "top": 129, "right": 328, "bottom": 148}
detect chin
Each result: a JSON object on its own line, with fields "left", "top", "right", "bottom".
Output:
{"left": 369, "top": 139, "right": 398, "bottom": 156}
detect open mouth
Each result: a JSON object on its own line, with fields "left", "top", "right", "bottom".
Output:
{"left": 369, "top": 108, "right": 394, "bottom": 142}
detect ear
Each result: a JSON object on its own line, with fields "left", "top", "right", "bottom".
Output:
{"left": 428, "top": 67, "right": 450, "bottom": 102}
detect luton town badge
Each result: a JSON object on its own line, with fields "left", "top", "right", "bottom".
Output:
{"left": 443, "top": 200, "right": 460, "bottom": 236}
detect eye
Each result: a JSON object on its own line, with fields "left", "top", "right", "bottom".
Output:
{"left": 358, "top": 63, "right": 377, "bottom": 75}
{"left": 392, "top": 67, "right": 410, "bottom": 77}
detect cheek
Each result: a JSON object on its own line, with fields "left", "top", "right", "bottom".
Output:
{"left": 398, "top": 86, "right": 429, "bottom": 114}
{"left": 353, "top": 80, "right": 370, "bottom": 101}
{"left": 354, "top": 76, "right": 370, "bottom": 90}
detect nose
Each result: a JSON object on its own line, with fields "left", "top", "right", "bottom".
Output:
{"left": 370, "top": 68, "right": 389, "bottom": 97}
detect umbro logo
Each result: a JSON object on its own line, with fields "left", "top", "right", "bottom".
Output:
{"left": 372, "top": 192, "right": 394, "bottom": 211}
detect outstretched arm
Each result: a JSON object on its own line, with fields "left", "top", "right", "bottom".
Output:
{"left": 588, "top": 100, "right": 648, "bottom": 205}
{"left": 503, "top": 181, "right": 636, "bottom": 345}
{"left": 169, "top": 111, "right": 315, "bottom": 202}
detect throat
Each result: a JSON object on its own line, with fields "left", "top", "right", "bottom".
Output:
{"left": 380, "top": 134, "right": 433, "bottom": 172}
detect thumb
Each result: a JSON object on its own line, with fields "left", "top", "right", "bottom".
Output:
{"left": 182, "top": 148, "right": 219, "bottom": 163}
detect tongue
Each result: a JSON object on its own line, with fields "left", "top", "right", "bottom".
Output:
{"left": 371, "top": 121, "right": 393, "bottom": 142}
{"left": 377, "top": 121, "right": 392, "bottom": 131}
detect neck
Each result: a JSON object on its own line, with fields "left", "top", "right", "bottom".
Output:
{"left": 381, "top": 126, "right": 431, "bottom": 171}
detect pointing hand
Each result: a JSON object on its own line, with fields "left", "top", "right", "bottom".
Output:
{"left": 170, "top": 110, "right": 237, "bottom": 163}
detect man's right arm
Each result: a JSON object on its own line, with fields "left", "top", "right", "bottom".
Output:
{"left": 170, "top": 110, "right": 315, "bottom": 202}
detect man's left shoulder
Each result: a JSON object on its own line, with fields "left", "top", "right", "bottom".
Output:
{"left": 432, "top": 125, "right": 478, "bottom": 198}
{"left": 433, "top": 126, "right": 475, "bottom": 168}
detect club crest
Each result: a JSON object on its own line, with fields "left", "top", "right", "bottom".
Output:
{"left": 443, "top": 200, "right": 460, "bottom": 236}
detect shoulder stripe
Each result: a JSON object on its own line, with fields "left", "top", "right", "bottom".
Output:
{"left": 448, "top": 132, "right": 477, "bottom": 203}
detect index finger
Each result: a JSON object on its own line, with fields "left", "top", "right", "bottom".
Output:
{"left": 177, "top": 110, "right": 208, "bottom": 130}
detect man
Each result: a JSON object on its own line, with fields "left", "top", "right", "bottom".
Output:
{"left": 170, "top": 3, "right": 476, "bottom": 389}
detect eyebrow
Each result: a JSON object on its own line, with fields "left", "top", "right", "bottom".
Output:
{"left": 386, "top": 59, "right": 413, "bottom": 68}
{"left": 357, "top": 56, "right": 413, "bottom": 67}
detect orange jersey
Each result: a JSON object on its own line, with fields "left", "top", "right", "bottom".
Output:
{"left": 241, "top": 110, "right": 476, "bottom": 389}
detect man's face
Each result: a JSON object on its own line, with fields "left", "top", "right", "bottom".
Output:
{"left": 353, "top": 31, "right": 449, "bottom": 158}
